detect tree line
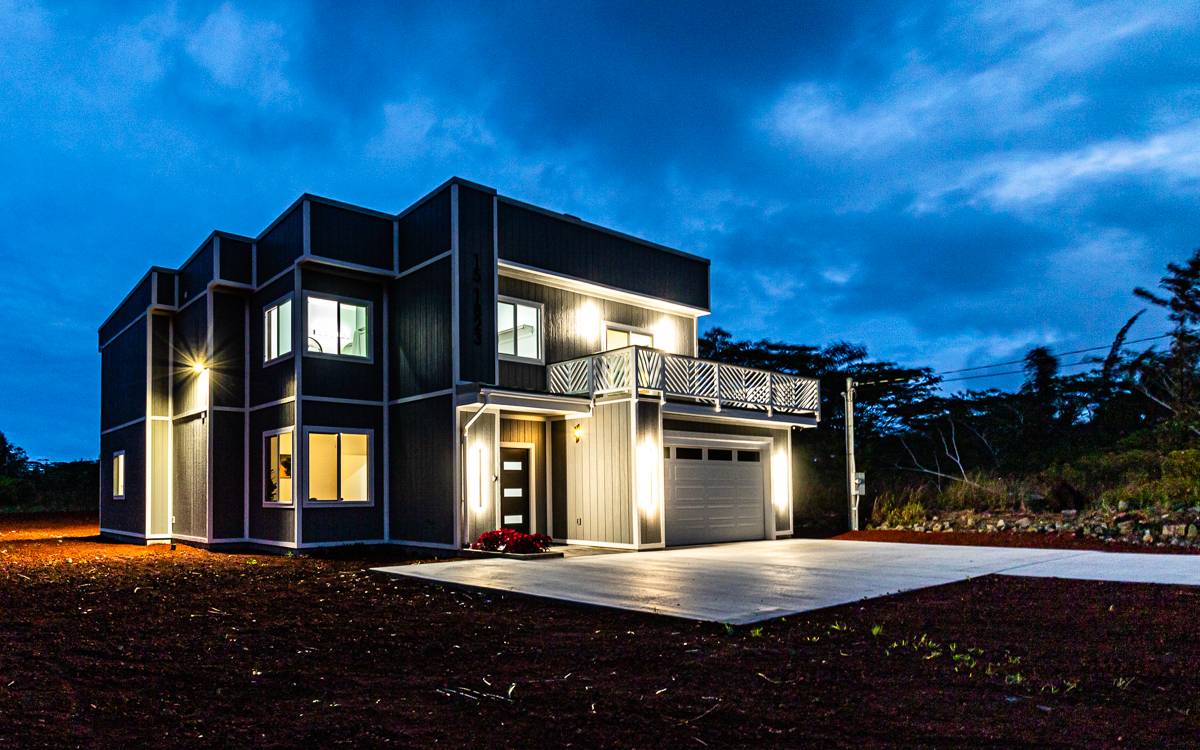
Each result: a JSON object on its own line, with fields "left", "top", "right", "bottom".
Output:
{"left": 0, "top": 433, "right": 97, "bottom": 513}
{"left": 702, "top": 248, "right": 1200, "bottom": 529}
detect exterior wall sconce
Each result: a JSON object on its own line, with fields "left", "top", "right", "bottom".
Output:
{"left": 190, "top": 361, "right": 208, "bottom": 375}
{"left": 573, "top": 423, "right": 584, "bottom": 443}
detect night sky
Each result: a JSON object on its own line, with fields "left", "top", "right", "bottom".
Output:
{"left": 2, "top": 1, "right": 1196, "bottom": 460}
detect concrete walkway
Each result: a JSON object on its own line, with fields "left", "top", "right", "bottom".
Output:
{"left": 373, "top": 539, "right": 1200, "bottom": 624}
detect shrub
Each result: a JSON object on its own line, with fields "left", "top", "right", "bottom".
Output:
{"left": 471, "top": 528, "right": 553, "bottom": 554}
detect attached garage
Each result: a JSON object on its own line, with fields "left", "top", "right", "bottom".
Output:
{"left": 664, "top": 434, "right": 769, "bottom": 546}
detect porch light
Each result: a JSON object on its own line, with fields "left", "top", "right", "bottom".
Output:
{"left": 772, "top": 449, "right": 789, "bottom": 511}
{"left": 472, "top": 444, "right": 488, "bottom": 511}
{"left": 190, "top": 360, "right": 208, "bottom": 374}
{"left": 572, "top": 423, "right": 584, "bottom": 443}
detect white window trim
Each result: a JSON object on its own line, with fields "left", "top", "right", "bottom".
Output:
{"left": 262, "top": 426, "right": 295, "bottom": 508}
{"left": 602, "top": 320, "right": 655, "bottom": 351}
{"left": 497, "top": 295, "right": 545, "bottom": 365}
{"left": 111, "top": 450, "right": 126, "bottom": 500}
{"left": 302, "top": 426, "right": 375, "bottom": 507}
{"left": 263, "top": 294, "right": 295, "bottom": 367}
{"left": 302, "top": 292, "right": 374, "bottom": 364}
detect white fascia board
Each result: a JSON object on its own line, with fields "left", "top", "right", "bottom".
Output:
{"left": 497, "top": 260, "right": 710, "bottom": 318}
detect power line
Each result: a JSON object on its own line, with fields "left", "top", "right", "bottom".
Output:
{"left": 938, "top": 333, "right": 1171, "bottom": 375}
{"left": 938, "top": 357, "right": 1100, "bottom": 384}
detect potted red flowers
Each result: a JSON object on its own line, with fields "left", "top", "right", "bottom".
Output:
{"left": 468, "top": 529, "right": 561, "bottom": 559}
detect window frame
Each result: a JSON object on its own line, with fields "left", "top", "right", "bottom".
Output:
{"left": 603, "top": 321, "right": 655, "bottom": 352}
{"left": 262, "top": 427, "right": 295, "bottom": 508}
{"left": 262, "top": 295, "right": 294, "bottom": 367}
{"left": 302, "top": 426, "right": 375, "bottom": 507}
{"left": 497, "top": 296, "right": 545, "bottom": 365}
{"left": 302, "top": 292, "right": 374, "bottom": 364}
{"left": 111, "top": 450, "right": 125, "bottom": 500}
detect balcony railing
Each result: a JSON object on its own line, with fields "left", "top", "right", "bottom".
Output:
{"left": 546, "top": 346, "right": 820, "bottom": 417}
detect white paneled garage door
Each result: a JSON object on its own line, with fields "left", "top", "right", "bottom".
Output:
{"left": 664, "top": 440, "right": 767, "bottom": 546}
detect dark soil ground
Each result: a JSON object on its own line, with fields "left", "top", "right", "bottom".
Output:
{"left": 838, "top": 528, "right": 1200, "bottom": 554}
{"left": 1, "top": 515, "right": 1199, "bottom": 748}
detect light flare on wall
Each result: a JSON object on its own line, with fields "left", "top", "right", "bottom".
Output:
{"left": 574, "top": 302, "right": 601, "bottom": 344}
{"left": 652, "top": 318, "right": 677, "bottom": 353}
{"left": 771, "top": 447, "right": 789, "bottom": 511}
{"left": 468, "top": 443, "right": 490, "bottom": 512}
{"left": 635, "top": 438, "right": 660, "bottom": 517}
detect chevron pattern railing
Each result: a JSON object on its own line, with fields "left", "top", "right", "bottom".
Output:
{"left": 547, "top": 346, "right": 820, "bottom": 416}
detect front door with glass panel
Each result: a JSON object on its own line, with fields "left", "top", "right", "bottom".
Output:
{"left": 499, "top": 447, "right": 531, "bottom": 533}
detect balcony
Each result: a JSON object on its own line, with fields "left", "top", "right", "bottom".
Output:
{"left": 546, "top": 346, "right": 820, "bottom": 417}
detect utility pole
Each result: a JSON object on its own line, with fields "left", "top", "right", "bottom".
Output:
{"left": 843, "top": 376, "right": 859, "bottom": 531}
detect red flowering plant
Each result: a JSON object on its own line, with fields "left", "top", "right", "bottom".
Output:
{"left": 471, "top": 528, "right": 553, "bottom": 554}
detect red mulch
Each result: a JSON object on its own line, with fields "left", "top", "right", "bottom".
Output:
{"left": 838, "top": 528, "right": 1200, "bottom": 554}
{"left": 1, "top": 517, "right": 1198, "bottom": 748}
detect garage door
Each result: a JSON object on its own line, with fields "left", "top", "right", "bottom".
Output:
{"left": 665, "top": 442, "right": 766, "bottom": 546}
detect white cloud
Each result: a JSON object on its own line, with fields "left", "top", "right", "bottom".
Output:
{"left": 185, "top": 2, "right": 292, "bottom": 105}
{"left": 941, "top": 122, "right": 1200, "bottom": 207}
{"left": 366, "top": 99, "right": 496, "bottom": 162}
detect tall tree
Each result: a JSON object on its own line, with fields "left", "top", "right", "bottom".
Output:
{"left": 1131, "top": 248, "right": 1200, "bottom": 438}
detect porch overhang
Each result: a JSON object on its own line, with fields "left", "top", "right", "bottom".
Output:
{"left": 456, "top": 386, "right": 593, "bottom": 417}
{"left": 661, "top": 402, "right": 818, "bottom": 429}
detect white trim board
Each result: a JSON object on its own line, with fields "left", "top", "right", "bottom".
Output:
{"left": 498, "top": 259, "right": 709, "bottom": 318}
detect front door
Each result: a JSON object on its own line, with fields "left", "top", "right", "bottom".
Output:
{"left": 499, "top": 447, "right": 531, "bottom": 533}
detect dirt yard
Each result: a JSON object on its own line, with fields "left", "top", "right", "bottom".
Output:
{"left": 1, "top": 515, "right": 1198, "bottom": 748}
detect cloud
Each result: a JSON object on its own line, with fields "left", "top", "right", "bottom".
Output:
{"left": 185, "top": 2, "right": 292, "bottom": 104}
{"left": 366, "top": 99, "right": 495, "bottom": 162}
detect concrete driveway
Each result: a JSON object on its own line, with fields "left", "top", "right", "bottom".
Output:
{"left": 373, "top": 539, "right": 1200, "bottom": 624}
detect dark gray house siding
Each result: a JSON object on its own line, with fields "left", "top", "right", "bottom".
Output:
{"left": 390, "top": 259, "right": 452, "bottom": 398}
{"left": 100, "top": 422, "right": 144, "bottom": 535}
{"left": 397, "top": 185, "right": 451, "bottom": 269}
{"left": 308, "top": 199, "right": 394, "bottom": 272}
{"left": 300, "top": 267, "right": 385, "bottom": 402}
{"left": 457, "top": 183, "right": 497, "bottom": 385}
{"left": 390, "top": 394, "right": 455, "bottom": 544}
{"left": 301, "top": 401, "right": 385, "bottom": 543}
{"left": 248, "top": 401, "right": 295, "bottom": 544}
{"left": 256, "top": 202, "right": 303, "bottom": 284}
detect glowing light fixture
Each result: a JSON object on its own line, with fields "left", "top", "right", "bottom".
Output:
{"left": 771, "top": 448, "right": 789, "bottom": 511}
{"left": 190, "top": 361, "right": 208, "bottom": 375}
{"left": 573, "top": 423, "right": 584, "bottom": 443}
{"left": 652, "top": 318, "right": 677, "bottom": 353}
{"left": 636, "top": 438, "right": 659, "bottom": 517}
{"left": 574, "top": 302, "right": 601, "bottom": 344}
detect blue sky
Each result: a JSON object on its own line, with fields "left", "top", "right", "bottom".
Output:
{"left": 1, "top": 0, "right": 1197, "bottom": 460}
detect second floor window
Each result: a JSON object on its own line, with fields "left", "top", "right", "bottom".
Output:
{"left": 498, "top": 298, "right": 542, "bottom": 363}
{"left": 605, "top": 325, "right": 653, "bottom": 351}
{"left": 307, "top": 295, "right": 369, "bottom": 359}
{"left": 264, "top": 298, "right": 292, "bottom": 363}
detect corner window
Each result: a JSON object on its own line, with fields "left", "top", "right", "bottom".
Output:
{"left": 112, "top": 451, "right": 125, "bottom": 499}
{"left": 306, "top": 295, "right": 370, "bottom": 359}
{"left": 264, "top": 430, "right": 293, "bottom": 505}
{"left": 605, "top": 325, "right": 653, "bottom": 351}
{"left": 498, "top": 298, "right": 542, "bottom": 363}
{"left": 264, "top": 298, "right": 293, "bottom": 364}
{"left": 307, "top": 430, "right": 371, "bottom": 503}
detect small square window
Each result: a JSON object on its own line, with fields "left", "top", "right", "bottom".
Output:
{"left": 306, "top": 296, "right": 370, "bottom": 359}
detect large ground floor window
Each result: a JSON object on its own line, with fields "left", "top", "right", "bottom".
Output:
{"left": 307, "top": 429, "right": 371, "bottom": 503}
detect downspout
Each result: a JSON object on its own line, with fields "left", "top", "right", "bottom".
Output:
{"left": 459, "top": 393, "right": 492, "bottom": 547}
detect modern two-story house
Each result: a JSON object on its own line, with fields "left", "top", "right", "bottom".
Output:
{"left": 97, "top": 178, "right": 820, "bottom": 552}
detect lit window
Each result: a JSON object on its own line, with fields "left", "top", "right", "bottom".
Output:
{"left": 605, "top": 326, "right": 653, "bottom": 351}
{"left": 264, "top": 431, "right": 293, "bottom": 504}
{"left": 498, "top": 298, "right": 542, "bottom": 362}
{"left": 307, "top": 431, "right": 371, "bottom": 502}
{"left": 112, "top": 452, "right": 125, "bottom": 499}
{"left": 264, "top": 298, "right": 293, "bottom": 363}
{"left": 306, "top": 296, "right": 369, "bottom": 359}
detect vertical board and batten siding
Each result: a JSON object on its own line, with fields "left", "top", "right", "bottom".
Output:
{"left": 171, "top": 414, "right": 208, "bottom": 539}
{"left": 149, "top": 314, "right": 172, "bottom": 537}
{"left": 397, "top": 186, "right": 451, "bottom": 269}
{"left": 635, "top": 400, "right": 663, "bottom": 546}
{"left": 256, "top": 203, "right": 304, "bottom": 285}
{"left": 300, "top": 268, "right": 385, "bottom": 402}
{"left": 211, "top": 291, "right": 246, "bottom": 408}
{"left": 499, "top": 418, "right": 547, "bottom": 535}
{"left": 497, "top": 198, "right": 710, "bottom": 311}
{"left": 565, "top": 400, "right": 632, "bottom": 545}
{"left": 390, "top": 395, "right": 455, "bottom": 543}
{"left": 98, "top": 273, "right": 152, "bottom": 346}
{"left": 217, "top": 235, "right": 254, "bottom": 285}
{"left": 390, "top": 259, "right": 452, "bottom": 398}
{"left": 248, "top": 402, "right": 296, "bottom": 543}
{"left": 150, "top": 315, "right": 171, "bottom": 417}
{"left": 461, "top": 410, "right": 498, "bottom": 542}
{"left": 179, "top": 238, "right": 214, "bottom": 307}
{"left": 550, "top": 420, "right": 567, "bottom": 539}
{"left": 301, "top": 401, "right": 385, "bottom": 543}
{"left": 211, "top": 411, "right": 244, "bottom": 539}
{"left": 100, "top": 423, "right": 145, "bottom": 535}
{"left": 661, "top": 418, "right": 793, "bottom": 536}
{"left": 497, "top": 276, "right": 695, "bottom": 391}
{"left": 308, "top": 200, "right": 394, "bottom": 272}
{"left": 100, "top": 317, "right": 147, "bottom": 430}
{"left": 456, "top": 184, "right": 497, "bottom": 384}
{"left": 155, "top": 270, "right": 177, "bottom": 308}
{"left": 250, "top": 274, "right": 297, "bottom": 407}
